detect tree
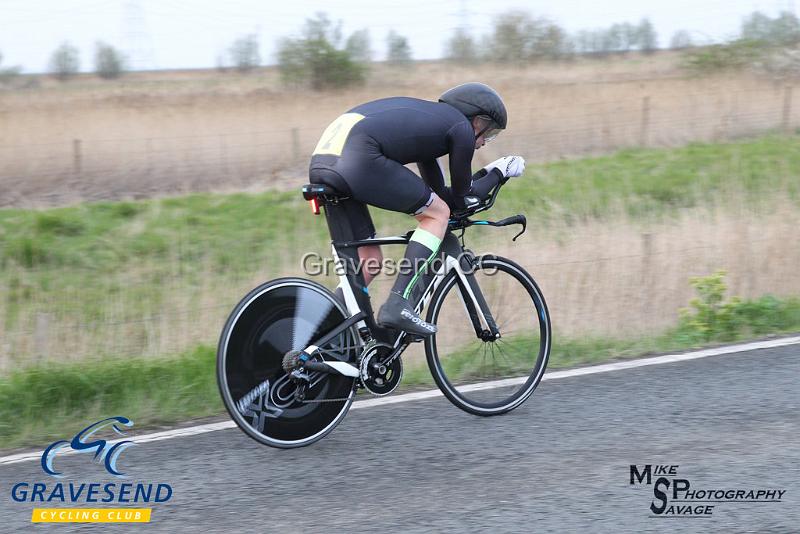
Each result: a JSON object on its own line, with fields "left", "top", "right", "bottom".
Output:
{"left": 572, "top": 29, "right": 603, "bottom": 55}
{"left": 602, "top": 24, "right": 624, "bottom": 53}
{"left": 487, "top": 10, "right": 570, "bottom": 62}
{"left": 772, "top": 11, "right": 800, "bottom": 45}
{"left": 228, "top": 34, "right": 261, "bottom": 72}
{"left": 636, "top": 18, "right": 658, "bottom": 54}
{"left": 741, "top": 11, "right": 774, "bottom": 42}
{"left": 386, "top": 30, "right": 412, "bottom": 64}
{"left": 488, "top": 10, "right": 537, "bottom": 62}
{"left": 345, "top": 29, "right": 372, "bottom": 63}
{"left": 0, "top": 51, "right": 22, "bottom": 80}
{"left": 620, "top": 22, "right": 640, "bottom": 51}
{"left": 94, "top": 42, "right": 125, "bottom": 79}
{"left": 670, "top": 30, "right": 693, "bottom": 50}
{"left": 49, "top": 42, "right": 80, "bottom": 81}
{"left": 538, "top": 22, "right": 572, "bottom": 59}
{"left": 445, "top": 28, "right": 478, "bottom": 64}
{"left": 277, "top": 13, "right": 367, "bottom": 90}
{"left": 741, "top": 10, "right": 800, "bottom": 46}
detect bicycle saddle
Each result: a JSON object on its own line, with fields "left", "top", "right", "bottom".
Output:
{"left": 301, "top": 183, "right": 349, "bottom": 201}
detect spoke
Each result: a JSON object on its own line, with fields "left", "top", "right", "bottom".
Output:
{"left": 484, "top": 272, "right": 503, "bottom": 329}
{"left": 496, "top": 338, "right": 534, "bottom": 362}
{"left": 493, "top": 342, "right": 524, "bottom": 380}
{"left": 493, "top": 341, "right": 513, "bottom": 366}
{"left": 491, "top": 271, "right": 508, "bottom": 329}
{"left": 487, "top": 343, "right": 497, "bottom": 378}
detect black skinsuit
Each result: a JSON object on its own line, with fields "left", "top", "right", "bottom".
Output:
{"left": 309, "top": 96, "right": 478, "bottom": 239}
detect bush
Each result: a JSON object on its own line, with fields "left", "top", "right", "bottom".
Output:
{"left": 0, "top": 51, "right": 22, "bottom": 86}
{"left": 741, "top": 10, "right": 800, "bottom": 46}
{"left": 345, "top": 29, "right": 372, "bottom": 63}
{"left": 386, "top": 30, "right": 413, "bottom": 64}
{"left": 49, "top": 42, "right": 80, "bottom": 81}
{"left": 487, "top": 10, "right": 571, "bottom": 62}
{"left": 681, "top": 39, "right": 769, "bottom": 73}
{"left": 670, "top": 30, "right": 694, "bottom": 50}
{"left": 572, "top": 18, "right": 657, "bottom": 56}
{"left": 228, "top": 34, "right": 260, "bottom": 73}
{"left": 676, "top": 270, "right": 800, "bottom": 343}
{"left": 94, "top": 41, "right": 125, "bottom": 79}
{"left": 445, "top": 28, "right": 479, "bottom": 64}
{"left": 277, "top": 13, "right": 367, "bottom": 90}
{"left": 682, "top": 11, "right": 800, "bottom": 75}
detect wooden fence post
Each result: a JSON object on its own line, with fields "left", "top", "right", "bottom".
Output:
{"left": 640, "top": 96, "right": 650, "bottom": 147}
{"left": 782, "top": 85, "right": 793, "bottom": 133}
{"left": 218, "top": 135, "right": 228, "bottom": 175}
{"left": 72, "top": 139, "right": 82, "bottom": 177}
{"left": 34, "top": 312, "right": 50, "bottom": 363}
{"left": 291, "top": 128, "right": 301, "bottom": 163}
{"left": 641, "top": 232, "right": 653, "bottom": 318}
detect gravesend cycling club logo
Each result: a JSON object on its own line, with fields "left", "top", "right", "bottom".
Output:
{"left": 9, "top": 416, "right": 174, "bottom": 524}
{"left": 42, "top": 416, "right": 136, "bottom": 477}
{"left": 629, "top": 464, "right": 786, "bottom": 517}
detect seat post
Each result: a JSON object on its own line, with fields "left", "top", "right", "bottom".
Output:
{"left": 322, "top": 201, "right": 394, "bottom": 344}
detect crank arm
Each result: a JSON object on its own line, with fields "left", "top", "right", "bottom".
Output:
{"left": 292, "top": 311, "right": 365, "bottom": 378}
{"left": 301, "top": 360, "right": 360, "bottom": 378}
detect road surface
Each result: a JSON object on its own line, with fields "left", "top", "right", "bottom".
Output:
{"left": 1, "top": 343, "right": 797, "bottom": 533}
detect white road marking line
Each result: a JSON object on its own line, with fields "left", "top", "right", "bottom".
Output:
{"left": 2, "top": 335, "right": 798, "bottom": 467}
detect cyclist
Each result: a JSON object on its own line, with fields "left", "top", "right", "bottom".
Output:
{"left": 309, "top": 82, "right": 525, "bottom": 337}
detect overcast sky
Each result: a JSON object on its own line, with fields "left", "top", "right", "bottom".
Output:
{"left": 0, "top": 0, "right": 795, "bottom": 72}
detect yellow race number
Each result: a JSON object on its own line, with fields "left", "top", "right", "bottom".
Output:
{"left": 312, "top": 113, "right": 365, "bottom": 156}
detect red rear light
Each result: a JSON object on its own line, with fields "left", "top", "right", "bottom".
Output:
{"left": 309, "top": 197, "right": 320, "bottom": 215}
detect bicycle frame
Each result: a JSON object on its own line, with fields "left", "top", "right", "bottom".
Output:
{"left": 293, "top": 192, "right": 504, "bottom": 377}
{"left": 331, "top": 230, "right": 498, "bottom": 345}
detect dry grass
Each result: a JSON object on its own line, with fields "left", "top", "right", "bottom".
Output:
{"left": 5, "top": 199, "right": 795, "bottom": 373}
{"left": 357, "top": 200, "right": 800, "bottom": 367}
{"left": 1, "top": 52, "right": 798, "bottom": 207}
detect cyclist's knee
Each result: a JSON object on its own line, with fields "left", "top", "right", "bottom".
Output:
{"left": 417, "top": 193, "right": 450, "bottom": 222}
{"left": 359, "top": 245, "right": 383, "bottom": 283}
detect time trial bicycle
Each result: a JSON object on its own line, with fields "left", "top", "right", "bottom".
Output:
{"left": 217, "top": 172, "right": 551, "bottom": 448}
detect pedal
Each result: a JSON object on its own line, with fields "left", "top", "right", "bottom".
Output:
{"left": 403, "top": 333, "right": 425, "bottom": 344}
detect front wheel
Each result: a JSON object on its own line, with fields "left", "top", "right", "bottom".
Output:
{"left": 425, "top": 255, "right": 551, "bottom": 416}
{"left": 217, "top": 277, "right": 360, "bottom": 448}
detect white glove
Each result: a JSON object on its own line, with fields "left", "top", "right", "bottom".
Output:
{"left": 483, "top": 156, "right": 525, "bottom": 179}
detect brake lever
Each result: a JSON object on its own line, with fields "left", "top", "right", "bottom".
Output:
{"left": 511, "top": 215, "right": 527, "bottom": 241}
{"left": 487, "top": 214, "right": 527, "bottom": 241}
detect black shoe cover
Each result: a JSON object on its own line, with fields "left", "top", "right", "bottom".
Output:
{"left": 377, "top": 292, "right": 437, "bottom": 336}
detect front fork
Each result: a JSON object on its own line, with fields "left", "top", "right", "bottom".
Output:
{"left": 449, "top": 253, "right": 501, "bottom": 341}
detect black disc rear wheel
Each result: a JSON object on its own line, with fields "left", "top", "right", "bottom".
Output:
{"left": 217, "top": 278, "right": 359, "bottom": 448}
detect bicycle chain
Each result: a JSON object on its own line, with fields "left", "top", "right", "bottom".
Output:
{"left": 295, "top": 340, "right": 403, "bottom": 403}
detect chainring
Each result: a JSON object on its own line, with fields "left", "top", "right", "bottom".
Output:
{"left": 359, "top": 342, "right": 402, "bottom": 396}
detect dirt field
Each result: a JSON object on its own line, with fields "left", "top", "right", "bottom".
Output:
{"left": 1, "top": 52, "right": 797, "bottom": 207}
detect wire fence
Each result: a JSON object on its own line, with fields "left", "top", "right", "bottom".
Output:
{"left": 1, "top": 74, "right": 800, "bottom": 370}
{"left": 0, "top": 78, "right": 797, "bottom": 206}
{"left": 1, "top": 219, "right": 798, "bottom": 372}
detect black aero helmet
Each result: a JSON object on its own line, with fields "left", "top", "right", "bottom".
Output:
{"left": 439, "top": 82, "right": 508, "bottom": 130}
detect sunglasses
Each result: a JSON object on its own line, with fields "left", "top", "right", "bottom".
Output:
{"left": 474, "top": 115, "right": 502, "bottom": 143}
